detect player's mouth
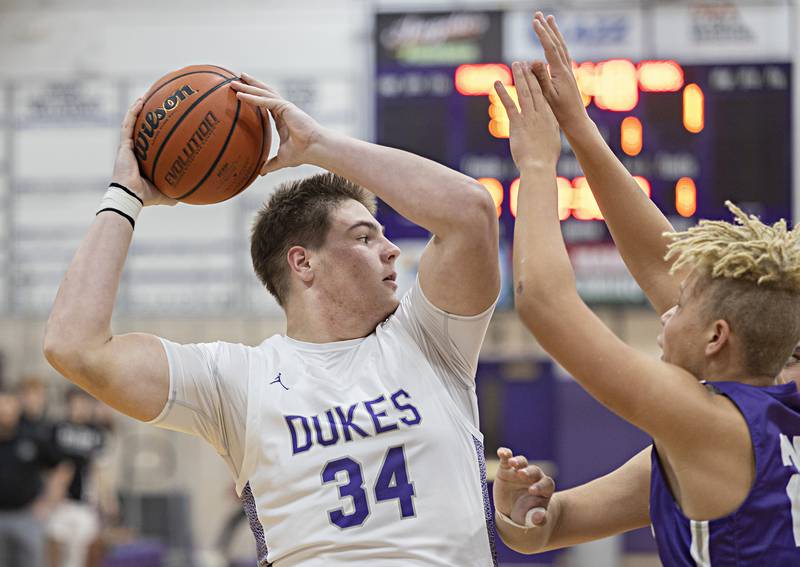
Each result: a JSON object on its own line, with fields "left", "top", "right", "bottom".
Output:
{"left": 383, "top": 272, "right": 397, "bottom": 289}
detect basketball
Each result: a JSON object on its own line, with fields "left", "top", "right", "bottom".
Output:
{"left": 133, "top": 64, "right": 269, "bottom": 205}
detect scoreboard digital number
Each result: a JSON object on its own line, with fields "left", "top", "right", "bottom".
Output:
{"left": 375, "top": 60, "right": 792, "bottom": 242}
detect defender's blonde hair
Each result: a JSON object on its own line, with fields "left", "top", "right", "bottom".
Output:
{"left": 664, "top": 202, "right": 800, "bottom": 376}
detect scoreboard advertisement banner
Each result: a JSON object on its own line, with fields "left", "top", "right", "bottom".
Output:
{"left": 374, "top": 5, "right": 792, "bottom": 306}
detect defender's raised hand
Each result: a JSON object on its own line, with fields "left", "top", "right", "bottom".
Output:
{"left": 232, "top": 73, "right": 326, "bottom": 175}
{"left": 529, "top": 13, "right": 592, "bottom": 137}
{"left": 494, "top": 61, "right": 561, "bottom": 173}
{"left": 112, "top": 98, "right": 177, "bottom": 206}
{"left": 494, "top": 447, "right": 555, "bottom": 528}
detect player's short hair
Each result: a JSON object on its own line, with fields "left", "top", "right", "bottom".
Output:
{"left": 665, "top": 202, "right": 800, "bottom": 377}
{"left": 251, "top": 172, "right": 377, "bottom": 307}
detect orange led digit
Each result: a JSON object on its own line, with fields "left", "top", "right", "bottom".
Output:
{"left": 455, "top": 64, "right": 513, "bottom": 96}
{"left": 633, "top": 176, "right": 651, "bottom": 198}
{"left": 675, "top": 177, "right": 697, "bottom": 217}
{"left": 478, "top": 178, "right": 504, "bottom": 217}
{"left": 594, "top": 59, "right": 638, "bottom": 112}
{"left": 571, "top": 177, "right": 603, "bottom": 221}
{"left": 683, "top": 84, "right": 704, "bottom": 133}
{"left": 557, "top": 177, "right": 573, "bottom": 220}
{"left": 510, "top": 178, "right": 520, "bottom": 218}
{"left": 638, "top": 61, "right": 684, "bottom": 92}
{"left": 488, "top": 85, "right": 518, "bottom": 138}
{"left": 573, "top": 61, "right": 595, "bottom": 107}
{"left": 621, "top": 117, "right": 643, "bottom": 156}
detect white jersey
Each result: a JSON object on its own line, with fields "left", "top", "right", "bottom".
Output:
{"left": 148, "top": 279, "right": 497, "bottom": 566}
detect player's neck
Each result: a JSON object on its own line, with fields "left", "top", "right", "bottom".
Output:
{"left": 702, "top": 359, "right": 777, "bottom": 387}
{"left": 284, "top": 298, "right": 379, "bottom": 344}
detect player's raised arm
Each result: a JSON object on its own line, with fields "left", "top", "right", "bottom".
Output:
{"left": 493, "top": 447, "right": 651, "bottom": 554}
{"left": 503, "top": 61, "right": 753, "bottom": 514}
{"left": 232, "top": 75, "right": 500, "bottom": 316}
{"left": 43, "top": 98, "right": 178, "bottom": 421}
{"left": 529, "top": 13, "right": 683, "bottom": 315}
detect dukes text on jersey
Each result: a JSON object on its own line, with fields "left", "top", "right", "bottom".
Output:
{"left": 285, "top": 389, "right": 422, "bottom": 454}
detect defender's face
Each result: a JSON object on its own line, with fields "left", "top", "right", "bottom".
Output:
{"left": 779, "top": 345, "right": 800, "bottom": 386}
{"left": 658, "top": 272, "right": 709, "bottom": 378}
{"left": 314, "top": 199, "right": 401, "bottom": 323}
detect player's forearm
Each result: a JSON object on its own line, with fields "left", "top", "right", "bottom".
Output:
{"left": 308, "top": 130, "right": 497, "bottom": 237}
{"left": 513, "top": 165, "right": 576, "bottom": 307}
{"left": 565, "top": 119, "right": 679, "bottom": 313}
{"left": 44, "top": 212, "right": 132, "bottom": 366}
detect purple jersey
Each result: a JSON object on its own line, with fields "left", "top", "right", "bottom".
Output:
{"left": 650, "top": 381, "right": 800, "bottom": 566}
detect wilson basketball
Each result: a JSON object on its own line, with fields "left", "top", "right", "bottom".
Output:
{"left": 133, "top": 65, "right": 269, "bottom": 205}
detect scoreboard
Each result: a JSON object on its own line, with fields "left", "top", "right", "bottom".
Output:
{"left": 374, "top": 9, "right": 793, "bottom": 304}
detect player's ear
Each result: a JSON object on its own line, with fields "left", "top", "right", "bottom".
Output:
{"left": 287, "top": 246, "right": 314, "bottom": 283}
{"left": 705, "top": 318, "right": 731, "bottom": 357}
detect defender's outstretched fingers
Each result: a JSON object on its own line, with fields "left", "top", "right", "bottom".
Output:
{"left": 547, "top": 15, "right": 572, "bottom": 62}
{"left": 536, "top": 13, "right": 569, "bottom": 67}
{"left": 530, "top": 61, "right": 556, "bottom": 101}
{"left": 512, "top": 61, "right": 536, "bottom": 111}
{"left": 494, "top": 81, "right": 519, "bottom": 117}
{"left": 533, "top": 18, "right": 566, "bottom": 71}
{"left": 522, "top": 63, "right": 546, "bottom": 106}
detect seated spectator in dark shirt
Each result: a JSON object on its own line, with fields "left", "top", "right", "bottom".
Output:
{"left": 0, "top": 389, "right": 69, "bottom": 567}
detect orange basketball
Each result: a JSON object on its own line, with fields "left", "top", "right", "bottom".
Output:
{"left": 133, "top": 65, "right": 269, "bottom": 205}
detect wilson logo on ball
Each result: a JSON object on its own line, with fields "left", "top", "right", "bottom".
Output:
{"left": 134, "top": 85, "right": 197, "bottom": 161}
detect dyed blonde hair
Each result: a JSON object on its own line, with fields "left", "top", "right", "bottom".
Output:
{"left": 664, "top": 202, "right": 800, "bottom": 376}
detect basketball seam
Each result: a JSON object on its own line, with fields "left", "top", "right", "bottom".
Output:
{"left": 150, "top": 77, "right": 237, "bottom": 181}
{"left": 205, "top": 65, "right": 237, "bottom": 80}
{"left": 176, "top": 98, "right": 243, "bottom": 201}
{"left": 141, "top": 69, "right": 230, "bottom": 108}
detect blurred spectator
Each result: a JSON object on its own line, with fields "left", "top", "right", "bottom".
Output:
{"left": 0, "top": 389, "right": 68, "bottom": 567}
{"left": 48, "top": 389, "right": 105, "bottom": 567}
{"left": 18, "top": 376, "right": 53, "bottom": 442}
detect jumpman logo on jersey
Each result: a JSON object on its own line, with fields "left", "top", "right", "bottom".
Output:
{"left": 270, "top": 373, "right": 289, "bottom": 391}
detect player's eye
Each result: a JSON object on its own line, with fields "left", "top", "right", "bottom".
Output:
{"left": 358, "top": 235, "right": 370, "bottom": 243}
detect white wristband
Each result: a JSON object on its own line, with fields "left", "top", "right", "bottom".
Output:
{"left": 97, "top": 183, "right": 143, "bottom": 228}
{"left": 495, "top": 507, "right": 545, "bottom": 530}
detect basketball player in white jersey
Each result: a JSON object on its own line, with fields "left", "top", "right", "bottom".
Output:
{"left": 43, "top": 73, "right": 500, "bottom": 566}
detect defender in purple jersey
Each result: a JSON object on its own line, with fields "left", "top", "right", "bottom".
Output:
{"left": 490, "top": 12, "right": 800, "bottom": 566}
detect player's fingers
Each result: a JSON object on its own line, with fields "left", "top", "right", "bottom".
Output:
{"left": 547, "top": 15, "right": 572, "bottom": 63}
{"left": 235, "top": 91, "right": 293, "bottom": 117}
{"left": 240, "top": 72, "right": 280, "bottom": 95}
{"left": 497, "top": 447, "right": 514, "bottom": 467}
{"left": 528, "top": 507, "right": 548, "bottom": 527}
{"left": 120, "top": 97, "right": 144, "bottom": 146}
{"left": 529, "top": 473, "right": 556, "bottom": 499}
{"left": 230, "top": 81, "right": 275, "bottom": 99}
{"left": 493, "top": 82, "right": 519, "bottom": 118}
{"left": 509, "top": 455, "right": 529, "bottom": 469}
{"left": 512, "top": 61, "right": 535, "bottom": 111}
